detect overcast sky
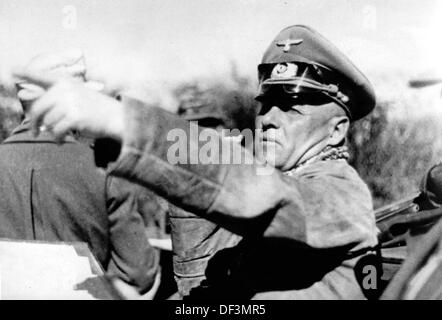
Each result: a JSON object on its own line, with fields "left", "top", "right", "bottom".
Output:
{"left": 0, "top": 0, "right": 441, "bottom": 114}
{"left": 1, "top": 0, "right": 441, "bottom": 82}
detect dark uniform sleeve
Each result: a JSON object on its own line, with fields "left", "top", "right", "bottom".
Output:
{"left": 109, "top": 97, "right": 377, "bottom": 251}
{"left": 105, "top": 174, "right": 160, "bottom": 294}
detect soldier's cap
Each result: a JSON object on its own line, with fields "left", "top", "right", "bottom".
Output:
{"left": 178, "top": 103, "right": 227, "bottom": 123}
{"left": 176, "top": 86, "right": 227, "bottom": 126}
{"left": 256, "top": 25, "right": 376, "bottom": 121}
{"left": 16, "top": 49, "right": 104, "bottom": 101}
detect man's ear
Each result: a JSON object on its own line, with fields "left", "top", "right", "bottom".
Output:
{"left": 327, "top": 116, "right": 349, "bottom": 146}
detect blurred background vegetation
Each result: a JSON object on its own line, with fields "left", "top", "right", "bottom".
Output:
{"left": 347, "top": 99, "right": 442, "bottom": 208}
{"left": 1, "top": 66, "right": 441, "bottom": 209}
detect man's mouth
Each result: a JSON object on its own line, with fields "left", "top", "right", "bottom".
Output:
{"left": 259, "top": 134, "right": 279, "bottom": 145}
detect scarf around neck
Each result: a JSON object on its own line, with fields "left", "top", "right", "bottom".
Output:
{"left": 284, "top": 145, "right": 349, "bottom": 176}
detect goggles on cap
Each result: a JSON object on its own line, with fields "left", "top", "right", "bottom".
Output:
{"left": 256, "top": 62, "right": 351, "bottom": 117}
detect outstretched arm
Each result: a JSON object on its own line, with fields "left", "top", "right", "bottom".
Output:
{"left": 14, "top": 72, "right": 376, "bottom": 250}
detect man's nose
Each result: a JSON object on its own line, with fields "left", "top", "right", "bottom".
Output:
{"left": 257, "top": 106, "right": 282, "bottom": 130}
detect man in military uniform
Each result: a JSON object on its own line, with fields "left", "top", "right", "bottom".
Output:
{"left": 2, "top": 51, "right": 159, "bottom": 295}
{"left": 167, "top": 85, "right": 246, "bottom": 298}
{"left": 16, "top": 25, "right": 378, "bottom": 299}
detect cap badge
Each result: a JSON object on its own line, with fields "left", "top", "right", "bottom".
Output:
{"left": 276, "top": 39, "right": 303, "bottom": 52}
{"left": 271, "top": 63, "right": 298, "bottom": 79}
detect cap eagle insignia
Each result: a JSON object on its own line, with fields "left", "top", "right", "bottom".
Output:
{"left": 276, "top": 39, "right": 303, "bottom": 52}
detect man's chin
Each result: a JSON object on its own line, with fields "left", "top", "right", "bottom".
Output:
{"left": 254, "top": 141, "right": 282, "bottom": 167}
{"left": 261, "top": 154, "right": 283, "bottom": 168}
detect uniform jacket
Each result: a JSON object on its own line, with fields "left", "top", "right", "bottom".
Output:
{"left": 108, "top": 97, "right": 378, "bottom": 299}
{"left": 168, "top": 204, "right": 242, "bottom": 297}
{"left": 134, "top": 186, "right": 242, "bottom": 297}
{"left": 0, "top": 120, "right": 158, "bottom": 293}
